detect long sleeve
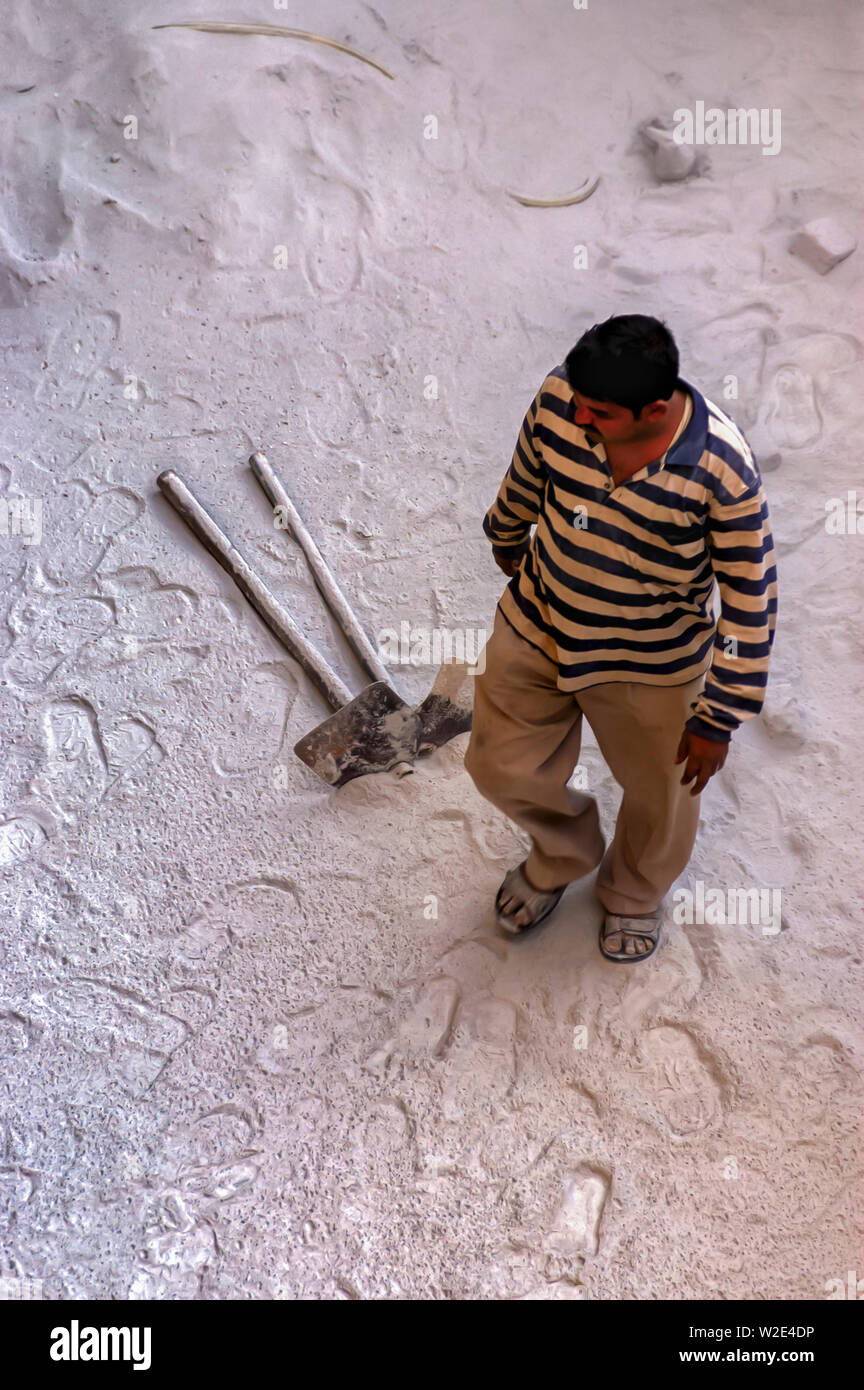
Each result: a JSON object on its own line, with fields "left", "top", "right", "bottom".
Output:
{"left": 483, "top": 385, "right": 547, "bottom": 546}
{"left": 684, "top": 472, "right": 778, "bottom": 743}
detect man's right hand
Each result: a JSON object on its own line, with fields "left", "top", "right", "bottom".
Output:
{"left": 492, "top": 540, "right": 530, "bottom": 578}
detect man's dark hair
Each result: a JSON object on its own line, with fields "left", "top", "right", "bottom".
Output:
{"left": 564, "top": 314, "right": 679, "bottom": 417}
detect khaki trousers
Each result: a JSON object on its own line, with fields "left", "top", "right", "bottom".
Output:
{"left": 464, "top": 607, "right": 706, "bottom": 916}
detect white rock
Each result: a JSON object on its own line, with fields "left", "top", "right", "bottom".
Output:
{"left": 789, "top": 217, "right": 857, "bottom": 274}
{"left": 640, "top": 120, "right": 708, "bottom": 182}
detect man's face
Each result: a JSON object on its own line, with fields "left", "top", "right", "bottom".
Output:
{"left": 571, "top": 390, "right": 661, "bottom": 445}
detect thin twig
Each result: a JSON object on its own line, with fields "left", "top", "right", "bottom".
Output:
{"left": 152, "top": 21, "right": 395, "bottom": 79}
{"left": 507, "top": 174, "right": 601, "bottom": 207}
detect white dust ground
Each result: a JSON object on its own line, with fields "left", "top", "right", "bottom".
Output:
{"left": 0, "top": 0, "right": 862, "bottom": 1299}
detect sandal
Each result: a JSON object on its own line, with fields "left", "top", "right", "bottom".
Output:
{"left": 495, "top": 862, "right": 566, "bottom": 935}
{"left": 599, "top": 913, "right": 662, "bottom": 963}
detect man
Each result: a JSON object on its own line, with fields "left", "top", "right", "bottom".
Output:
{"left": 465, "top": 315, "right": 778, "bottom": 962}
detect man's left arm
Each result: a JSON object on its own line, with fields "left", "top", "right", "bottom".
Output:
{"left": 676, "top": 469, "right": 779, "bottom": 793}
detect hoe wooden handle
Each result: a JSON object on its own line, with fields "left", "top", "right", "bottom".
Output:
{"left": 249, "top": 450, "right": 394, "bottom": 689}
{"left": 157, "top": 469, "right": 353, "bottom": 711}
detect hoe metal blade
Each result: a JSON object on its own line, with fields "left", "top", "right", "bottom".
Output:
{"left": 414, "top": 660, "right": 475, "bottom": 753}
{"left": 293, "top": 681, "right": 422, "bottom": 787}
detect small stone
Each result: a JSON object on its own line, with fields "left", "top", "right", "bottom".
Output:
{"left": 760, "top": 683, "right": 807, "bottom": 745}
{"left": 362, "top": 1041, "right": 394, "bottom": 1075}
{"left": 754, "top": 450, "right": 782, "bottom": 474}
{"left": 789, "top": 217, "right": 856, "bottom": 274}
{"left": 640, "top": 119, "right": 708, "bottom": 182}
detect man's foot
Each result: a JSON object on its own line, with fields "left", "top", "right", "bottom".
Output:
{"left": 495, "top": 861, "right": 568, "bottom": 934}
{"left": 599, "top": 912, "right": 662, "bottom": 962}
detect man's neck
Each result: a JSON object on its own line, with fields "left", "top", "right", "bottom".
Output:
{"left": 642, "top": 388, "right": 687, "bottom": 450}
{"left": 608, "top": 389, "right": 687, "bottom": 462}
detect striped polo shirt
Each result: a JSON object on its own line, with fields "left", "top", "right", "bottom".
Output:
{"left": 483, "top": 363, "right": 778, "bottom": 743}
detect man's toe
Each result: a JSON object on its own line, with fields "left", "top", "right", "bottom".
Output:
{"left": 497, "top": 892, "right": 529, "bottom": 926}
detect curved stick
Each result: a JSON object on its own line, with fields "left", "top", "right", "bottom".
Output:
{"left": 507, "top": 174, "right": 601, "bottom": 207}
{"left": 152, "top": 21, "right": 395, "bottom": 79}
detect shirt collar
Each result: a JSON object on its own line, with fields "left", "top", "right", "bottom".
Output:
{"left": 664, "top": 377, "right": 708, "bottom": 470}
{"left": 562, "top": 370, "right": 709, "bottom": 470}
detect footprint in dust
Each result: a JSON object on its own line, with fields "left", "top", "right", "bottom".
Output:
{"left": 102, "top": 716, "right": 164, "bottom": 791}
{"left": 129, "top": 1191, "right": 216, "bottom": 1299}
{"left": 0, "top": 139, "right": 72, "bottom": 263}
{"left": 164, "top": 915, "right": 231, "bottom": 974}
{"left": 393, "top": 976, "right": 460, "bottom": 1065}
{"left": 41, "top": 486, "right": 143, "bottom": 585}
{"left": 33, "top": 978, "right": 187, "bottom": 1051}
{"left": 212, "top": 662, "right": 296, "bottom": 775}
{"left": 165, "top": 1104, "right": 261, "bottom": 1171}
{"left": 542, "top": 1164, "right": 610, "bottom": 1260}
{"left": 634, "top": 1024, "right": 723, "bottom": 1136}
{"left": 29, "top": 700, "right": 162, "bottom": 825}
{"left": 300, "top": 177, "right": 366, "bottom": 298}
{"left": 28, "top": 978, "right": 188, "bottom": 1097}
{"left": 615, "top": 935, "right": 704, "bottom": 1036}
{"left": 34, "top": 311, "right": 119, "bottom": 408}
{"left": 350, "top": 1098, "right": 417, "bottom": 1186}
{"left": 96, "top": 569, "right": 211, "bottom": 693}
{"left": 168, "top": 1104, "right": 261, "bottom": 1205}
{"left": 0, "top": 815, "right": 47, "bottom": 869}
{"left": 4, "top": 594, "right": 113, "bottom": 691}
{"left": 441, "top": 996, "right": 518, "bottom": 1121}
{"left": 762, "top": 364, "right": 822, "bottom": 450}
{"left": 32, "top": 698, "right": 108, "bottom": 821}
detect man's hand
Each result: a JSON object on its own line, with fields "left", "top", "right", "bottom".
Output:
{"left": 492, "top": 540, "right": 530, "bottom": 578}
{"left": 674, "top": 729, "right": 728, "bottom": 795}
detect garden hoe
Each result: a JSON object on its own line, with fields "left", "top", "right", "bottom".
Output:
{"left": 157, "top": 468, "right": 473, "bottom": 787}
